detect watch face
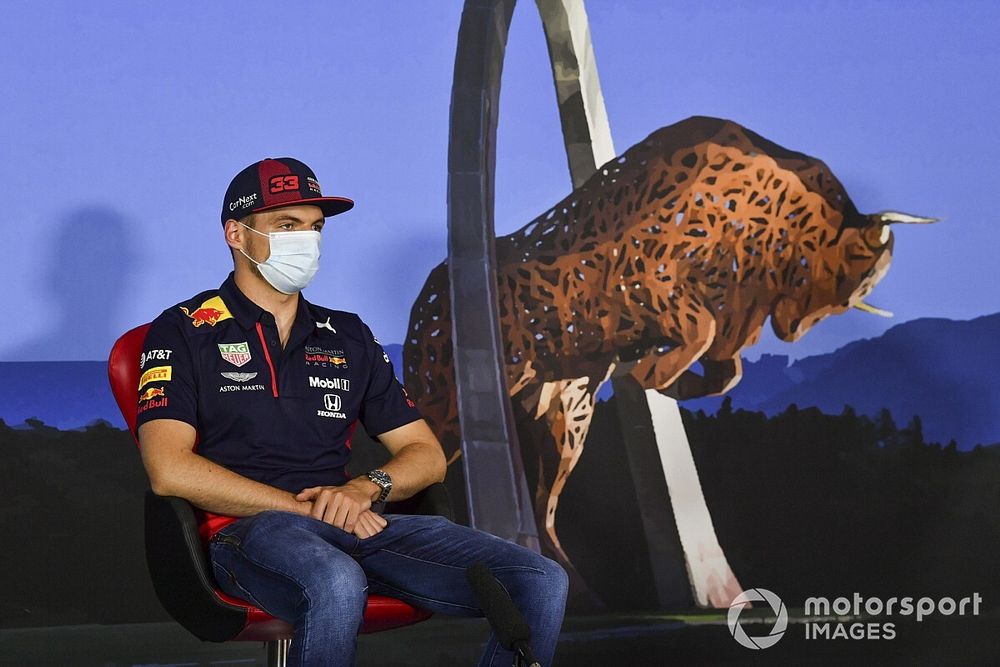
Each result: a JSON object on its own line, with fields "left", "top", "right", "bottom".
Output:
{"left": 368, "top": 470, "right": 391, "bottom": 493}
{"left": 368, "top": 470, "right": 391, "bottom": 503}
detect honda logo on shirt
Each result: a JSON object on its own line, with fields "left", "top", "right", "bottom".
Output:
{"left": 323, "top": 394, "right": 342, "bottom": 411}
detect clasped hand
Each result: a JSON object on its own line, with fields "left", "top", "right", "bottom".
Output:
{"left": 295, "top": 480, "right": 388, "bottom": 539}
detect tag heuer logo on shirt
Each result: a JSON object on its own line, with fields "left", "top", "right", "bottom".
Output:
{"left": 218, "top": 342, "right": 252, "bottom": 367}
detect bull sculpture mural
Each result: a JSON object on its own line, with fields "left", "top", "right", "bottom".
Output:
{"left": 403, "top": 115, "right": 936, "bottom": 595}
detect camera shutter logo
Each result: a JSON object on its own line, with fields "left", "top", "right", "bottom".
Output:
{"left": 727, "top": 588, "right": 788, "bottom": 649}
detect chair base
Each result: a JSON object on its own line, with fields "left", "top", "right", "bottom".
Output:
{"left": 266, "top": 638, "right": 291, "bottom": 667}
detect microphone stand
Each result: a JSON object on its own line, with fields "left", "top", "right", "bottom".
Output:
{"left": 465, "top": 561, "right": 544, "bottom": 667}
{"left": 511, "top": 639, "right": 541, "bottom": 667}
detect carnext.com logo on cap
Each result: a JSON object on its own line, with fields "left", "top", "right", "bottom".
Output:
{"left": 229, "top": 193, "right": 258, "bottom": 211}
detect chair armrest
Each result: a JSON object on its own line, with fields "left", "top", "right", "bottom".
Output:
{"left": 144, "top": 490, "right": 248, "bottom": 642}
{"left": 384, "top": 482, "right": 454, "bottom": 521}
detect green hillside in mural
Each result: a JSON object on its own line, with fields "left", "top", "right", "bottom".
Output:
{"left": 3, "top": 402, "right": 997, "bottom": 628}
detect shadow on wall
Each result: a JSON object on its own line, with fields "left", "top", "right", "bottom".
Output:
{"left": 4, "top": 206, "right": 137, "bottom": 361}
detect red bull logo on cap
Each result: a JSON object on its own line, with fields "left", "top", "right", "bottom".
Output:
{"left": 180, "top": 296, "right": 233, "bottom": 328}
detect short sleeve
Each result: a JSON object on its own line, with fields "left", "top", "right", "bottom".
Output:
{"left": 135, "top": 312, "right": 199, "bottom": 432}
{"left": 357, "top": 319, "right": 422, "bottom": 437}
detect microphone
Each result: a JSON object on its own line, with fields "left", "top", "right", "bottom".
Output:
{"left": 465, "top": 561, "right": 542, "bottom": 667}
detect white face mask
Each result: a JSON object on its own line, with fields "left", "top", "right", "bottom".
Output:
{"left": 239, "top": 221, "right": 322, "bottom": 294}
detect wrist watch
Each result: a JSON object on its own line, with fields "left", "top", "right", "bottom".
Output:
{"left": 365, "top": 469, "right": 393, "bottom": 504}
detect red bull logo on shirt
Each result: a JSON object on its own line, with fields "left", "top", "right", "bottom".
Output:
{"left": 180, "top": 296, "right": 233, "bottom": 328}
{"left": 139, "top": 387, "right": 166, "bottom": 402}
{"left": 138, "top": 387, "right": 169, "bottom": 413}
{"left": 305, "top": 353, "right": 348, "bottom": 368}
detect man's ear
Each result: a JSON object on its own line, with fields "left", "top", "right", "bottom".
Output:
{"left": 224, "top": 218, "right": 244, "bottom": 253}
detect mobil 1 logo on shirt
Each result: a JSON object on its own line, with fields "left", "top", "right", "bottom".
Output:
{"left": 309, "top": 376, "right": 351, "bottom": 391}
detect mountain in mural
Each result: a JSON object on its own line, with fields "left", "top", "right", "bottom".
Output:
{"left": 679, "top": 312, "right": 1000, "bottom": 449}
{"left": 1, "top": 314, "right": 998, "bottom": 449}
{"left": 0, "top": 361, "right": 125, "bottom": 431}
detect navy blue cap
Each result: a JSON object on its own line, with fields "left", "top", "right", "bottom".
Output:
{"left": 222, "top": 157, "right": 354, "bottom": 224}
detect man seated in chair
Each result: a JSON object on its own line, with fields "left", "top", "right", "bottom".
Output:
{"left": 136, "top": 157, "right": 568, "bottom": 667}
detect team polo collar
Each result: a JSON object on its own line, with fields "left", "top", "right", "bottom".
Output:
{"left": 217, "top": 272, "right": 319, "bottom": 335}
{"left": 217, "top": 273, "right": 267, "bottom": 330}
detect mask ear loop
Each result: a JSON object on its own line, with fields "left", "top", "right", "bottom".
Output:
{"left": 238, "top": 247, "right": 260, "bottom": 266}
{"left": 237, "top": 220, "right": 269, "bottom": 266}
{"left": 239, "top": 220, "right": 272, "bottom": 238}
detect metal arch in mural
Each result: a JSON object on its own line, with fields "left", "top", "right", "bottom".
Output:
{"left": 447, "top": 0, "right": 538, "bottom": 548}
{"left": 532, "top": 0, "right": 742, "bottom": 607}
{"left": 534, "top": 0, "right": 615, "bottom": 186}
{"left": 447, "top": 0, "right": 743, "bottom": 605}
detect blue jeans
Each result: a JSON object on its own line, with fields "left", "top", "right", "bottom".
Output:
{"left": 208, "top": 510, "right": 569, "bottom": 666}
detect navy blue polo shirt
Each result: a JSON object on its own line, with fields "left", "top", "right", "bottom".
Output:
{"left": 135, "top": 272, "right": 421, "bottom": 537}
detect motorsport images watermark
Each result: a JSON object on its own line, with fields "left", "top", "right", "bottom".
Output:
{"left": 727, "top": 589, "right": 984, "bottom": 648}
{"left": 727, "top": 588, "right": 788, "bottom": 649}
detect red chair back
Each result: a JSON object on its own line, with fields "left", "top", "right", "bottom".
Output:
{"left": 108, "top": 322, "right": 152, "bottom": 444}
